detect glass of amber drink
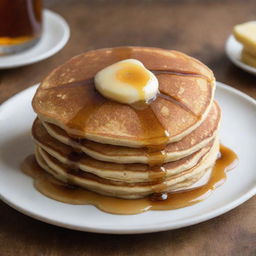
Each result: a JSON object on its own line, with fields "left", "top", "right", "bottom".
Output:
{"left": 0, "top": 0, "right": 42, "bottom": 55}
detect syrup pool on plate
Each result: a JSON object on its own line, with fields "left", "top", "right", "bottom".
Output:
{"left": 21, "top": 144, "right": 238, "bottom": 215}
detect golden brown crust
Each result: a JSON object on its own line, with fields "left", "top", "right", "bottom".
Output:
{"left": 33, "top": 47, "right": 215, "bottom": 146}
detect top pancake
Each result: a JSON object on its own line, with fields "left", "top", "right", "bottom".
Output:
{"left": 42, "top": 101, "right": 220, "bottom": 164}
{"left": 33, "top": 46, "right": 215, "bottom": 147}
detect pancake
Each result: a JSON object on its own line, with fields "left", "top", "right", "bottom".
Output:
{"left": 42, "top": 101, "right": 220, "bottom": 164}
{"left": 32, "top": 46, "right": 215, "bottom": 147}
{"left": 35, "top": 137, "right": 219, "bottom": 199}
{"left": 32, "top": 117, "right": 214, "bottom": 182}
{"left": 29, "top": 46, "right": 222, "bottom": 203}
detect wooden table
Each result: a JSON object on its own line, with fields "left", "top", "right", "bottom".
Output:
{"left": 0, "top": 0, "right": 255, "bottom": 255}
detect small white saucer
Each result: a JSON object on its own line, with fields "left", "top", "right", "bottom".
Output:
{"left": 226, "top": 34, "right": 256, "bottom": 75}
{"left": 0, "top": 9, "right": 70, "bottom": 69}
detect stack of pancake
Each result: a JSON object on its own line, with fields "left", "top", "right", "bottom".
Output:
{"left": 32, "top": 47, "right": 220, "bottom": 199}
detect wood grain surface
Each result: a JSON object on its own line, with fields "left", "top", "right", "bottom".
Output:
{"left": 0, "top": 0, "right": 255, "bottom": 255}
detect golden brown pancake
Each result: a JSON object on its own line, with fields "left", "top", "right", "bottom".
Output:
{"left": 41, "top": 101, "right": 220, "bottom": 164}
{"left": 32, "top": 46, "right": 215, "bottom": 147}
{"left": 30, "top": 46, "right": 220, "bottom": 201}
{"left": 32, "top": 117, "right": 214, "bottom": 183}
{"left": 35, "top": 137, "right": 219, "bottom": 199}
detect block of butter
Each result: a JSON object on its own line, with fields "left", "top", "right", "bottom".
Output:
{"left": 241, "top": 48, "right": 256, "bottom": 68}
{"left": 233, "top": 21, "right": 256, "bottom": 56}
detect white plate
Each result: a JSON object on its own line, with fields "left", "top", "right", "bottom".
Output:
{"left": 0, "top": 82, "right": 255, "bottom": 234}
{"left": 0, "top": 9, "right": 70, "bottom": 69}
{"left": 226, "top": 34, "right": 256, "bottom": 75}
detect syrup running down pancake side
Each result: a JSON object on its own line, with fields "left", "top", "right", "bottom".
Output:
{"left": 21, "top": 145, "right": 238, "bottom": 215}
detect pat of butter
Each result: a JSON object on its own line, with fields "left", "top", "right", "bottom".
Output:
{"left": 233, "top": 21, "right": 256, "bottom": 56}
{"left": 94, "top": 59, "right": 159, "bottom": 104}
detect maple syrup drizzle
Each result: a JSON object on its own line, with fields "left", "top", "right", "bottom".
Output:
{"left": 129, "top": 102, "right": 169, "bottom": 185}
{"left": 116, "top": 62, "right": 150, "bottom": 101}
{"left": 51, "top": 80, "right": 107, "bottom": 137}
{"left": 158, "top": 92, "right": 198, "bottom": 118}
{"left": 151, "top": 70, "right": 211, "bottom": 82}
{"left": 21, "top": 144, "right": 238, "bottom": 215}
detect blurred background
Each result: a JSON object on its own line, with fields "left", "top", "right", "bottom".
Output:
{"left": 1, "top": 0, "right": 256, "bottom": 103}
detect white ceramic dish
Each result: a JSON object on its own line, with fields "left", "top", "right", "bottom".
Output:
{"left": 0, "top": 9, "right": 70, "bottom": 69}
{"left": 226, "top": 34, "right": 256, "bottom": 75}
{"left": 0, "top": 82, "right": 255, "bottom": 234}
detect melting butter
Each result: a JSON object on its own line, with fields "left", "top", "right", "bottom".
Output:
{"left": 94, "top": 59, "right": 159, "bottom": 104}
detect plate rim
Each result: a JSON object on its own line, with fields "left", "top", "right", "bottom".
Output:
{"left": 225, "top": 34, "right": 256, "bottom": 75}
{"left": 0, "top": 82, "right": 255, "bottom": 234}
{"left": 0, "top": 9, "right": 70, "bottom": 69}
